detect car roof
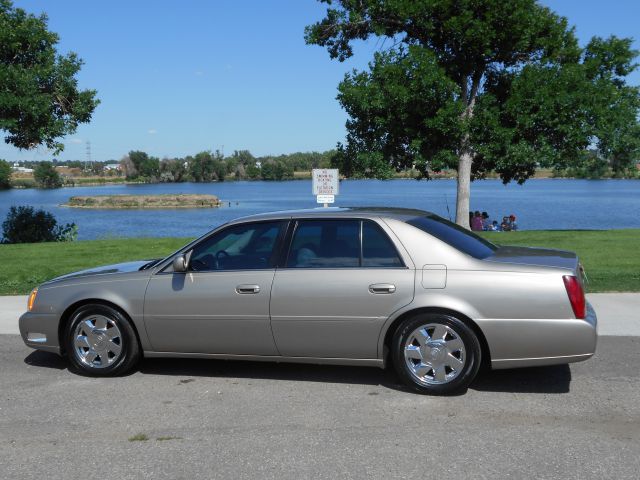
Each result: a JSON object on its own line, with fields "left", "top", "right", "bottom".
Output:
{"left": 228, "top": 206, "right": 435, "bottom": 224}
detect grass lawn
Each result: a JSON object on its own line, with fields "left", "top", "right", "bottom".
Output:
{"left": 0, "top": 229, "right": 638, "bottom": 295}
{"left": 481, "top": 230, "right": 640, "bottom": 293}
{"left": 0, "top": 237, "right": 190, "bottom": 296}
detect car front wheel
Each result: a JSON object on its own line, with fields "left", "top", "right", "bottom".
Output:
{"left": 65, "top": 304, "right": 140, "bottom": 376}
{"left": 392, "top": 313, "right": 481, "bottom": 395}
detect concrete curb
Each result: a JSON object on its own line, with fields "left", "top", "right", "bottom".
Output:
{"left": 1, "top": 293, "right": 639, "bottom": 336}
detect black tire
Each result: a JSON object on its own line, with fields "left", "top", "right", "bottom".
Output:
{"left": 392, "top": 313, "right": 481, "bottom": 395}
{"left": 65, "top": 304, "right": 141, "bottom": 376}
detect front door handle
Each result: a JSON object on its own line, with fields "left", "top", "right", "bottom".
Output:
{"left": 236, "top": 284, "right": 260, "bottom": 294}
{"left": 369, "top": 283, "right": 396, "bottom": 294}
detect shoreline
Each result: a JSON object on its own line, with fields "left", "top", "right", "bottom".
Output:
{"left": 9, "top": 172, "right": 639, "bottom": 189}
{"left": 63, "top": 193, "right": 221, "bottom": 209}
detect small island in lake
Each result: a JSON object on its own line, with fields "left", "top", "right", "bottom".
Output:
{"left": 64, "top": 194, "right": 221, "bottom": 209}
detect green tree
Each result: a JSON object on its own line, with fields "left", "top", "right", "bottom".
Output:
{"left": 245, "top": 162, "right": 261, "bottom": 179}
{"left": 0, "top": 159, "right": 11, "bottom": 189}
{"left": 33, "top": 161, "right": 62, "bottom": 188}
{"left": 188, "top": 150, "right": 225, "bottom": 182}
{"left": 231, "top": 150, "right": 256, "bottom": 167}
{"left": 0, "top": 0, "right": 99, "bottom": 154}
{"left": 261, "top": 159, "right": 294, "bottom": 180}
{"left": 188, "top": 151, "right": 216, "bottom": 182}
{"left": 227, "top": 150, "right": 256, "bottom": 179}
{"left": 159, "top": 158, "right": 187, "bottom": 182}
{"left": 128, "top": 151, "right": 159, "bottom": 180}
{"left": 307, "top": 0, "right": 640, "bottom": 227}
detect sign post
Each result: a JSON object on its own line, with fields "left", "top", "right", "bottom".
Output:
{"left": 312, "top": 169, "right": 339, "bottom": 207}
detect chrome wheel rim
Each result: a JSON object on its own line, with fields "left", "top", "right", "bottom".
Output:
{"left": 404, "top": 323, "right": 466, "bottom": 385}
{"left": 73, "top": 315, "right": 122, "bottom": 369}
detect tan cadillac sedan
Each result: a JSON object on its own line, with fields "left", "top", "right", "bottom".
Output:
{"left": 19, "top": 208, "right": 597, "bottom": 394}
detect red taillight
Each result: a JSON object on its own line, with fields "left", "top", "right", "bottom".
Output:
{"left": 563, "top": 275, "right": 586, "bottom": 319}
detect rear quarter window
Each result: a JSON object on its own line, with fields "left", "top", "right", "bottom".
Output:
{"left": 406, "top": 215, "right": 497, "bottom": 259}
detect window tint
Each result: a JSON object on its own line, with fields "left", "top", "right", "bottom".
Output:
{"left": 362, "top": 221, "right": 403, "bottom": 267}
{"left": 189, "top": 221, "right": 284, "bottom": 271}
{"left": 406, "top": 215, "right": 497, "bottom": 259}
{"left": 287, "top": 220, "right": 359, "bottom": 268}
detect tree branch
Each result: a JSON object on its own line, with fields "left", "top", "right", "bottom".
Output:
{"left": 465, "top": 70, "right": 483, "bottom": 117}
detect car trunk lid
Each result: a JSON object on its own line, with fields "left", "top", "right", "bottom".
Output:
{"left": 485, "top": 245, "right": 580, "bottom": 273}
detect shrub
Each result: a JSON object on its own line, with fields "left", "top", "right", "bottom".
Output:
{"left": 33, "top": 162, "right": 63, "bottom": 188}
{"left": 0, "top": 159, "right": 11, "bottom": 189}
{"left": 1, "top": 206, "right": 77, "bottom": 244}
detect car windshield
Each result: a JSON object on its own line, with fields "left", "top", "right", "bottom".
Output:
{"left": 406, "top": 214, "right": 497, "bottom": 259}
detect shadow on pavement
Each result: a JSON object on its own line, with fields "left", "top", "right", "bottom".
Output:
{"left": 471, "top": 364, "right": 571, "bottom": 394}
{"left": 24, "top": 350, "right": 67, "bottom": 370}
{"left": 139, "top": 357, "right": 407, "bottom": 391}
{"left": 141, "top": 357, "right": 572, "bottom": 394}
{"left": 23, "top": 351, "right": 572, "bottom": 394}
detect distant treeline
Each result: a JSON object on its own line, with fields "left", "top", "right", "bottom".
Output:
{"left": 5, "top": 150, "right": 336, "bottom": 185}
{"left": 120, "top": 150, "right": 335, "bottom": 182}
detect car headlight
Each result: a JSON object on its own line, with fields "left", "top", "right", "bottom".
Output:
{"left": 27, "top": 288, "right": 38, "bottom": 312}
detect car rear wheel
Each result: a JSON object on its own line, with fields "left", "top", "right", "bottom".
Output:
{"left": 392, "top": 313, "right": 481, "bottom": 395}
{"left": 65, "top": 304, "right": 140, "bottom": 376}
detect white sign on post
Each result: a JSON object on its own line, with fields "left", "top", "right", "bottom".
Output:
{"left": 316, "top": 194, "right": 335, "bottom": 204}
{"left": 312, "top": 169, "right": 339, "bottom": 206}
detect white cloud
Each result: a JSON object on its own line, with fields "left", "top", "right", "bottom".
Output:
{"left": 148, "top": 129, "right": 157, "bottom": 135}
{"left": 195, "top": 70, "right": 204, "bottom": 76}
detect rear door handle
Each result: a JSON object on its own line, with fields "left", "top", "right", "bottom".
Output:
{"left": 236, "top": 284, "right": 260, "bottom": 294}
{"left": 369, "top": 283, "right": 396, "bottom": 294}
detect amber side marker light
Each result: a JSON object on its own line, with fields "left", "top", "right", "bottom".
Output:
{"left": 27, "top": 288, "right": 38, "bottom": 312}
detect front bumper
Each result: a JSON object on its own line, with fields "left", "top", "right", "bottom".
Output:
{"left": 19, "top": 312, "right": 62, "bottom": 355}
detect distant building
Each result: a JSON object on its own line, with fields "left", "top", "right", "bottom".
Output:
{"left": 104, "top": 164, "right": 121, "bottom": 171}
{"left": 11, "top": 163, "right": 33, "bottom": 173}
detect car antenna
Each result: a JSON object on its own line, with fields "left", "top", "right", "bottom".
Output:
{"left": 444, "top": 194, "right": 452, "bottom": 221}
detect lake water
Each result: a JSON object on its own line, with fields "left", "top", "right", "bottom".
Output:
{"left": 0, "top": 179, "right": 638, "bottom": 240}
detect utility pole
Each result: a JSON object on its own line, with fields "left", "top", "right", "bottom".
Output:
{"left": 85, "top": 141, "right": 92, "bottom": 171}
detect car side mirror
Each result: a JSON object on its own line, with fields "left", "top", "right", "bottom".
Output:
{"left": 173, "top": 254, "right": 188, "bottom": 272}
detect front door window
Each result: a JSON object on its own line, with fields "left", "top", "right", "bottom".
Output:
{"left": 189, "top": 221, "right": 285, "bottom": 271}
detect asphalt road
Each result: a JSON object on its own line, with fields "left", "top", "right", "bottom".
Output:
{"left": 1, "top": 335, "right": 639, "bottom": 479}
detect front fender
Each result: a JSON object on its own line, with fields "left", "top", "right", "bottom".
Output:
{"left": 36, "top": 276, "right": 153, "bottom": 351}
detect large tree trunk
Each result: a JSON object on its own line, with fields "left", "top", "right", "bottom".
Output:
{"left": 455, "top": 145, "right": 473, "bottom": 229}
{"left": 455, "top": 73, "right": 481, "bottom": 229}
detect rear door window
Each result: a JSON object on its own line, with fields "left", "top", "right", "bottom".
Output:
{"left": 287, "top": 220, "right": 360, "bottom": 268}
{"left": 286, "top": 219, "right": 404, "bottom": 268}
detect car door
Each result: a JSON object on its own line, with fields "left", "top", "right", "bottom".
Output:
{"left": 270, "top": 218, "right": 415, "bottom": 359}
{"left": 143, "top": 220, "right": 287, "bottom": 354}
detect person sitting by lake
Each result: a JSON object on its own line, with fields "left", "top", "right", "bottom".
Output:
{"left": 481, "top": 211, "right": 490, "bottom": 230}
{"left": 509, "top": 214, "right": 518, "bottom": 231}
{"left": 471, "top": 211, "right": 484, "bottom": 231}
{"left": 501, "top": 216, "right": 511, "bottom": 231}
{"left": 489, "top": 220, "right": 500, "bottom": 231}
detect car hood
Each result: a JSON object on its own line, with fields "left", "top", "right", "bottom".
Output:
{"left": 45, "top": 260, "right": 155, "bottom": 284}
{"left": 485, "top": 246, "right": 579, "bottom": 272}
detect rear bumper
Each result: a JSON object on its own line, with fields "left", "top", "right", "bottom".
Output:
{"left": 18, "top": 312, "right": 62, "bottom": 355}
{"left": 481, "top": 301, "right": 598, "bottom": 370}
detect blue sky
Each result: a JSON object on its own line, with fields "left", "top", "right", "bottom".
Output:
{"left": 2, "top": 0, "right": 639, "bottom": 162}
